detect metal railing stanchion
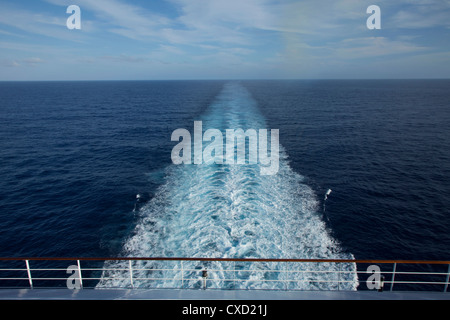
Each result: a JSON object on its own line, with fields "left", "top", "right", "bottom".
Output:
{"left": 129, "top": 260, "right": 134, "bottom": 288}
{"left": 77, "top": 260, "right": 83, "bottom": 289}
{"left": 180, "top": 261, "right": 183, "bottom": 288}
{"left": 338, "top": 263, "right": 341, "bottom": 291}
{"left": 25, "top": 260, "right": 33, "bottom": 289}
{"left": 444, "top": 264, "right": 450, "bottom": 293}
{"left": 233, "top": 261, "right": 236, "bottom": 289}
{"left": 390, "top": 262, "right": 397, "bottom": 292}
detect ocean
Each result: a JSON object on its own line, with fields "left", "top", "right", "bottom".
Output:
{"left": 0, "top": 80, "right": 449, "bottom": 289}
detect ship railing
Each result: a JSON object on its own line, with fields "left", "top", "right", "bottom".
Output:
{"left": 0, "top": 257, "right": 449, "bottom": 292}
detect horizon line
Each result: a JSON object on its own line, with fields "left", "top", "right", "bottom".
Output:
{"left": 1, "top": 78, "right": 450, "bottom": 82}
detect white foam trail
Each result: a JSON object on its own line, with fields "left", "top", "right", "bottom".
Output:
{"left": 97, "top": 82, "right": 358, "bottom": 290}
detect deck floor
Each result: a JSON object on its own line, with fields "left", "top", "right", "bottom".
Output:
{"left": 0, "top": 288, "right": 449, "bottom": 300}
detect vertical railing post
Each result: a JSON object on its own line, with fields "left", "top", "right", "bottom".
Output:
{"left": 390, "top": 263, "right": 397, "bottom": 292}
{"left": 233, "top": 261, "right": 236, "bottom": 289}
{"left": 25, "top": 260, "right": 33, "bottom": 289}
{"left": 284, "top": 262, "right": 288, "bottom": 291}
{"left": 129, "top": 260, "right": 134, "bottom": 289}
{"left": 180, "top": 261, "right": 183, "bottom": 288}
{"left": 444, "top": 264, "right": 450, "bottom": 293}
{"left": 202, "top": 268, "right": 207, "bottom": 290}
{"left": 77, "top": 260, "right": 83, "bottom": 289}
{"left": 338, "top": 263, "right": 341, "bottom": 291}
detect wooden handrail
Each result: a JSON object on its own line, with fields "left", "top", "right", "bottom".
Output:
{"left": 0, "top": 257, "right": 449, "bottom": 264}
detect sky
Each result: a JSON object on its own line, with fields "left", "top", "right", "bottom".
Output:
{"left": 0, "top": 0, "right": 449, "bottom": 80}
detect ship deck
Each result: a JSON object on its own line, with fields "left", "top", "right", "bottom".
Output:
{"left": 1, "top": 288, "right": 449, "bottom": 300}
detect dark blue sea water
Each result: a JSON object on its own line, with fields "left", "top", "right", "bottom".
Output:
{"left": 0, "top": 80, "right": 449, "bottom": 275}
{"left": 248, "top": 80, "right": 450, "bottom": 262}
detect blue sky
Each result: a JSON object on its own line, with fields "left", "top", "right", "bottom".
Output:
{"left": 0, "top": 0, "right": 449, "bottom": 80}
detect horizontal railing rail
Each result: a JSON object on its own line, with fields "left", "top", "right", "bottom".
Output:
{"left": 0, "top": 258, "right": 449, "bottom": 292}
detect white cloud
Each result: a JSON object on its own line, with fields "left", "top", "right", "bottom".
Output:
{"left": 391, "top": 6, "right": 450, "bottom": 29}
{"left": 23, "top": 57, "right": 45, "bottom": 64}
{"left": 171, "top": 0, "right": 276, "bottom": 30}
{"left": 0, "top": 5, "right": 65, "bottom": 40}
{"left": 100, "top": 54, "right": 146, "bottom": 63}
{"left": 1, "top": 59, "right": 20, "bottom": 67}
{"left": 45, "top": 0, "right": 171, "bottom": 39}
{"left": 1, "top": 57, "right": 44, "bottom": 67}
{"left": 1, "top": 0, "right": 449, "bottom": 80}
{"left": 334, "top": 37, "right": 428, "bottom": 59}
{"left": 0, "top": 3, "right": 92, "bottom": 42}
